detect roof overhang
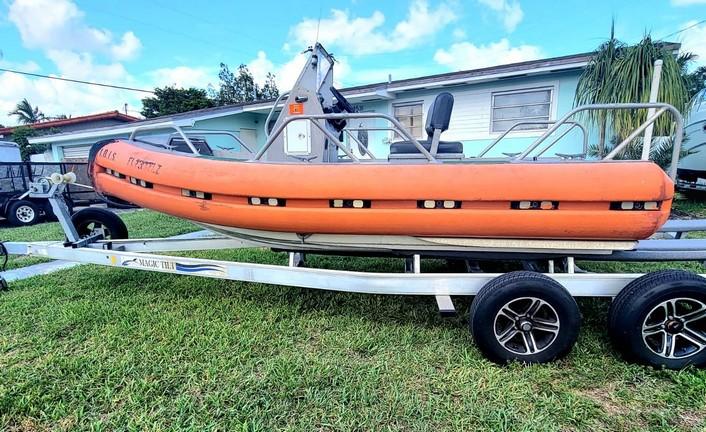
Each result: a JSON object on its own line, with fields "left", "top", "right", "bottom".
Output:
{"left": 29, "top": 56, "right": 589, "bottom": 146}
{"left": 30, "top": 106, "right": 246, "bottom": 145}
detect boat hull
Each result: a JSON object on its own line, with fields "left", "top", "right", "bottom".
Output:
{"left": 90, "top": 140, "right": 674, "bottom": 241}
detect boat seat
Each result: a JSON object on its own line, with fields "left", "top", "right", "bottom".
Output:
{"left": 389, "top": 140, "right": 464, "bottom": 155}
{"left": 388, "top": 92, "right": 464, "bottom": 159}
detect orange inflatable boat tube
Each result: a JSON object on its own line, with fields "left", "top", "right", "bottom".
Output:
{"left": 90, "top": 140, "right": 674, "bottom": 240}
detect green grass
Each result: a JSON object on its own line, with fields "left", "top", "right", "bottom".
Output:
{"left": 0, "top": 210, "right": 198, "bottom": 271}
{"left": 1, "top": 207, "right": 706, "bottom": 430}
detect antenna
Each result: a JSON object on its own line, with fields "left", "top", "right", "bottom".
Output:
{"left": 314, "top": 5, "right": 322, "bottom": 47}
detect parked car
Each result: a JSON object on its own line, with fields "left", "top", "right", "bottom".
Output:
{"left": 0, "top": 161, "right": 102, "bottom": 226}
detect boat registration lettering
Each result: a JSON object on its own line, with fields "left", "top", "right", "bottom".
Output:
{"left": 98, "top": 147, "right": 117, "bottom": 161}
{"left": 127, "top": 156, "right": 162, "bottom": 175}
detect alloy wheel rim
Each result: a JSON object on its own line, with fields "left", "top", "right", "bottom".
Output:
{"left": 15, "top": 205, "right": 35, "bottom": 223}
{"left": 82, "top": 220, "right": 110, "bottom": 238}
{"left": 493, "top": 296, "right": 561, "bottom": 355}
{"left": 642, "top": 297, "right": 706, "bottom": 359}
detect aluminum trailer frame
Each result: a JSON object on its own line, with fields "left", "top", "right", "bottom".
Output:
{"left": 3, "top": 177, "right": 706, "bottom": 315}
{"left": 4, "top": 215, "right": 706, "bottom": 314}
{"left": 0, "top": 237, "right": 672, "bottom": 298}
{"left": 6, "top": 178, "right": 706, "bottom": 367}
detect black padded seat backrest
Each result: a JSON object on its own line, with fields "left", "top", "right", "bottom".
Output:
{"left": 425, "top": 92, "right": 454, "bottom": 137}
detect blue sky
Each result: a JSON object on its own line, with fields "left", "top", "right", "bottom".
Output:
{"left": 0, "top": 0, "right": 704, "bottom": 125}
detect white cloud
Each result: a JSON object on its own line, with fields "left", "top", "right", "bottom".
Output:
{"left": 289, "top": 0, "right": 457, "bottom": 55}
{"left": 346, "top": 65, "right": 437, "bottom": 85}
{"left": 45, "top": 50, "right": 130, "bottom": 82}
{"left": 245, "top": 50, "right": 351, "bottom": 91}
{"left": 8, "top": 0, "right": 142, "bottom": 61}
{"left": 0, "top": 59, "right": 41, "bottom": 73}
{"left": 433, "top": 38, "right": 542, "bottom": 70}
{"left": 149, "top": 66, "right": 217, "bottom": 89}
{"left": 477, "top": 0, "right": 524, "bottom": 32}
{"left": 679, "top": 21, "right": 706, "bottom": 67}
{"left": 0, "top": 0, "right": 147, "bottom": 125}
{"left": 452, "top": 28, "right": 467, "bottom": 41}
{"left": 111, "top": 32, "right": 142, "bottom": 61}
{"left": 0, "top": 69, "right": 143, "bottom": 125}
{"left": 671, "top": 0, "right": 706, "bottom": 5}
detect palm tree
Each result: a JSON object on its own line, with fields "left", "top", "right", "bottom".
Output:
{"left": 574, "top": 23, "right": 623, "bottom": 157}
{"left": 575, "top": 29, "right": 691, "bottom": 158}
{"left": 8, "top": 99, "right": 45, "bottom": 124}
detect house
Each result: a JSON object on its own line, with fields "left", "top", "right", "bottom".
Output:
{"left": 27, "top": 45, "right": 679, "bottom": 161}
{"left": 1, "top": 111, "right": 139, "bottom": 160}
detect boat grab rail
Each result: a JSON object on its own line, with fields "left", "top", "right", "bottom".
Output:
{"left": 255, "top": 112, "right": 437, "bottom": 162}
{"left": 477, "top": 121, "right": 588, "bottom": 158}
{"left": 128, "top": 124, "right": 254, "bottom": 155}
{"left": 514, "top": 102, "right": 684, "bottom": 180}
{"left": 342, "top": 129, "right": 377, "bottom": 160}
{"left": 129, "top": 124, "right": 199, "bottom": 154}
{"left": 263, "top": 91, "right": 290, "bottom": 139}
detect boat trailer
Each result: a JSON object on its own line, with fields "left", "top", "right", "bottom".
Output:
{"left": 3, "top": 176, "right": 706, "bottom": 369}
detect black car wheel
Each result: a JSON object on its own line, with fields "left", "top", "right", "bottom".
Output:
{"left": 469, "top": 271, "right": 580, "bottom": 364}
{"left": 609, "top": 270, "right": 706, "bottom": 369}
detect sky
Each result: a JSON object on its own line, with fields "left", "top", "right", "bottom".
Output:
{"left": 0, "top": 0, "right": 704, "bottom": 125}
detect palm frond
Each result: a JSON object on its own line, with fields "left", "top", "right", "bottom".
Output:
{"left": 587, "top": 135, "right": 694, "bottom": 170}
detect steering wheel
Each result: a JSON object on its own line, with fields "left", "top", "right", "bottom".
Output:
{"left": 330, "top": 86, "right": 354, "bottom": 113}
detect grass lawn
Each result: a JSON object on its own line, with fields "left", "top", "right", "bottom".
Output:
{"left": 0, "top": 210, "right": 199, "bottom": 271}
{"left": 1, "top": 203, "right": 706, "bottom": 431}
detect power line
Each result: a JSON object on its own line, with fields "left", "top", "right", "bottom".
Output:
{"left": 660, "top": 19, "right": 706, "bottom": 40}
{"left": 82, "top": 5, "right": 253, "bottom": 57}
{"left": 0, "top": 67, "right": 154, "bottom": 93}
{"left": 149, "top": 0, "right": 262, "bottom": 45}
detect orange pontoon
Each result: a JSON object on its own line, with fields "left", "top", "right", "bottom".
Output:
{"left": 91, "top": 140, "right": 672, "bottom": 240}
{"left": 89, "top": 44, "right": 679, "bottom": 250}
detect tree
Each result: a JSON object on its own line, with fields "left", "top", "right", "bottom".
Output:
{"left": 260, "top": 72, "right": 280, "bottom": 100}
{"left": 574, "top": 24, "right": 623, "bottom": 157}
{"left": 140, "top": 86, "right": 215, "bottom": 118}
{"left": 8, "top": 98, "right": 45, "bottom": 124}
{"left": 11, "top": 126, "right": 47, "bottom": 161}
{"left": 684, "top": 66, "right": 706, "bottom": 99}
{"left": 214, "top": 63, "right": 279, "bottom": 105}
{"left": 575, "top": 31, "right": 690, "bottom": 158}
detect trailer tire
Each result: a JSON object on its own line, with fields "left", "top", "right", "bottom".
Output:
{"left": 469, "top": 271, "right": 580, "bottom": 364}
{"left": 71, "top": 208, "right": 128, "bottom": 240}
{"left": 7, "top": 200, "right": 40, "bottom": 226}
{"left": 608, "top": 270, "right": 706, "bottom": 369}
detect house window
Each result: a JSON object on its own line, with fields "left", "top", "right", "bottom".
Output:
{"left": 491, "top": 88, "right": 552, "bottom": 133}
{"left": 393, "top": 102, "right": 424, "bottom": 139}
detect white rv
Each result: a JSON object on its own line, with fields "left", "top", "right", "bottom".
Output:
{"left": 677, "top": 89, "right": 706, "bottom": 192}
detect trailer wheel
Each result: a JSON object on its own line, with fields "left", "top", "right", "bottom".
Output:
{"left": 7, "top": 200, "right": 40, "bottom": 226}
{"left": 71, "top": 208, "right": 128, "bottom": 240}
{"left": 469, "top": 271, "right": 580, "bottom": 364}
{"left": 608, "top": 270, "right": 706, "bottom": 369}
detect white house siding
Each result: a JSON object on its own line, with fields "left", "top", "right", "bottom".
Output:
{"left": 40, "top": 68, "right": 586, "bottom": 161}
{"left": 362, "top": 71, "right": 583, "bottom": 158}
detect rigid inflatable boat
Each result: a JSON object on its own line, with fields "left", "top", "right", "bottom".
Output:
{"left": 89, "top": 44, "right": 677, "bottom": 253}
